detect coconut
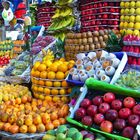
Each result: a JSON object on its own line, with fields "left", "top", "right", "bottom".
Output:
{"left": 87, "top": 31, "right": 92, "bottom": 37}
{"left": 82, "top": 38, "right": 88, "bottom": 45}
{"left": 96, "top": 43, "right": 101, "bottom": 49}
{"left": 82, "top": 32, "right": 87, "bottom": 38}
{"left": 88, "top": 37, "right": 93, "bottom": 44}
{"left": 93, "top": 37, "right": 99, "bottom": 43}
{"left": 99, "top": 30, "right": 104, "bottom": 36}
{"left": 80, "top": 45, "right": 85, "bottom": 51}
{"left": 101, "top": 42, "right": 106, "bottom": 48}
{"left": 99, "top": 36, "right": 103, "bottom": 42}
{"left": 84, "top": 45, "right": 90, "bottom": 51}
{"left": 76, "top": 33, "right": 82, "bottom": 39}
{"left": 89, "top": 44, "right": 95, "bottom": 50}
{"left": 93, "top": 31, "right": 99, "bottom": 37}
{"left": 103, "top": 35, "right": 108, "bottom": 41}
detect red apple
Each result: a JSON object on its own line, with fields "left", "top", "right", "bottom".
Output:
{"left": 80, "top": 99, "right": 91, "bottom": 108}
{"left": 128, "top": 114, "right": 140, "bottom": 127}
{"left": 99, "top": 103, "right": 110, "bottom": 114}
{"left": 103, "top": 14, "right": 108, "bottom": 19}
{"left": 81, "top": 116, "right": 93, "bottom": 126}
{"left": 105, "top": 109, "right": 118, "bottom": 121}
{"left": 122, "top": 126, "right": 134, "bottom": 139}
{"left": 132, "top": 58, "right": 137, "bottom": 65}
{"left": 110, "top": 8, "right": 115, "bottom": 13}
{"left": 134, "top": 47, "right": 139, "bottom": 53}
{"left": 87, "top": 105, "right": 98, "bottom": 117}
{"left": 100, "top": 121, "right": 113, "bottom": 133}
{"left": 133, "top": 104, "right": 140, "bottom": 115}
{"left": 103, "top": 92, "right": 115, "bottom": 103}
{"left": 111, "top": 99, "right": 122, "bottom": 110}
{"left": 113, "top": 119, "right": 126, "bottom": 130}
{"left": 94, "top": 113, "right": 105, "bottom": 124}
{"left": 92, "top": 96, "right": 103, "bottom": 106}
{"left": 123, "top": 97, "right": 136, "bottom": 109}
{"left": 119, "top": 108, "right": 132, "bottom": 119}
{"left": 75, "top": 108, "right": 86, "bottom": 120}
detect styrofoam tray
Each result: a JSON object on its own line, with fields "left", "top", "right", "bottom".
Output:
{"left": 66, "top": 52, "right": 128, "bottom": 86}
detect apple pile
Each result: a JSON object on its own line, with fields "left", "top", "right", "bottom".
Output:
{"left": 75, "top": 92, "right": 140, "bottom": 139}
{"left": 80, "top": 1, "right": 120, "bottom": 32}
{"left": 120, "top": 1, "right": 140, "bottom": 36}
{"left": 127, "top": 56, "right": 140, "bottom": 69}
{"left": 0, "top": 56, "right": 10, "bottom": 67}
{"left": 36, "top": 2, "right": 55, "bottom": 30}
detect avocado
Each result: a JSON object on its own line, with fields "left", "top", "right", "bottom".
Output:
{"left": 56, "top": 125, "right": 68, "bottom": 134}
{"left": 67, "top": 128, "right": 79, "bottom": 138}
{"left": 56, "top": 133, "right": 66, "bottom": 140}
{"left": 42, "top": 134, "right": 56, "bottom": 140}
{"left": 46, "top": 130, "right": 56, "bottom": 135}
{"left": 72, "top": 132, "right": 83, "bottom": 140}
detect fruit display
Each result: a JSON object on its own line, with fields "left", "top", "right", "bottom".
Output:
{"left": 0, "top": 85, "right": 69, "bottom": 134}
{"left": 31, "top": 49, "right": 75, "bottom": 101}
{"left": 67, "top": 50, "right": 123, "bottom": 84}
{"left": 116, "top": 69, "right": 140, "bottom": 90}
{"left": 120, "top": 1, "right": 140, "bottom": 36}
{"left": 65, "top": 30, "right": 109, "bottom": 60}
{"left": 37, "top": 2, "right": 55, "bottom": 30}
{"left": 32, "top": 35, "right": 55, "bottom": 55}
{"left": 74, "top": 90, "right": 140, "bottom": 139}
{"left": 0, "top": 56, "right": 10, "bottom": 67}
{"left": 80, "top": 1, "right": 120, "bottom": 32}
{"left": 4, "top": 51, "right": 30, "bottom": 76}
{"left": 43, "top": 125, "right": 107, "bottom": 140}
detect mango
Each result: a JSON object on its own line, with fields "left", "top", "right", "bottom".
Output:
{"left": 67, "top": 127, "right": 79, "bottom": 138}
{"left": 72, "top": 132, "right": 83, "bottom": 140}
{"left": 56, "top": 125, "right": 67, "bottom": 134}
{"left": 42, "top": 134, "right": 56, "bottom": 140}
{"left": 56, "top": 133, "right": 66, "bottom": 140}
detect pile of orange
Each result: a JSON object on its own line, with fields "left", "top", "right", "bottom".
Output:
{"left": 0, "top": 95, "right": 69, "bottom": 134}
{"left": 31, "top": 58, "right": 75, "bottom": 99}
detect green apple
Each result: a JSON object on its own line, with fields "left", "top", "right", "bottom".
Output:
{"left": 124, "top": 16, "right": 129, "bottom": 21}
{"left": 134, "top": 22, "right": 140, "bottom": 30}
{"left": 133, "top": 30, "right": 139, "bottom": 36}
{"left": 124, "top": 9, "right": 129, "bottom": 14}
{"left": 123, "top": 22, "right": 128, "bottom": 28}
{"left": 121, "top": 29, "right": 126, "bottom": 34}
{"left": 125, "top": 2, "right": 130, "bottom": 8}
{"left": 120, "top": 15, "right": 125, "bottom": 21}
{"left": 129, "top": 15, "right": 135, "bottom": 22}
{"left": 130, "top": 1, "right": 135, "bottom": 8}
{"left": 120, "top": 2, "right": 125, "bottom": 8}
{"left": 136, "top": 8, "right": 140, "bottom": 15}
{"left": 136, "top": 1, "right": 140, "bottom": 8}
{"left": 120, "top": 22, "right": 124, "bottom": 29}
{"left": 126, "top": 29, "right": 133, "bottom": 35}
{"left": 136, "top": 15, "right": 140, "bottom": 22}
{"left": 121, "top": 9, "right": 125, "bottom": 14}
{"left": 129, "top": 8, "right": 135, "bottom": 14}
{"left": 128, "top": 22, "right": 134, "bottom": 28}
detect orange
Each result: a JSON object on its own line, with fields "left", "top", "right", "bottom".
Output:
{"left": 37, "top": 123, "right": 45, "bottom": 132}
{"left": 60, "top": 58, "right": 65, "bottom": 62}
{"left": 34, "top": 71, "right": 40, "bottom": 78}
{"left": 37, "top": 64, "right": 46, "bottom": 72}
{"left": 42, "top": 113, "right": 50, "bottom": 124}
{"left": 32, "top": 79, "right": 38, "bottom": 84}
{"left": 53, "top": 81, "right": 61, "bottom": 87}
{"left": 40, "top": 71, "right": 47, "bottom": 79}
{"left": 38, "top": 80, "right": 45, "bottom": 86}
{"left": 50, "top": 112, "right": 58, "bottom": 121}
{"left": 25, "top": 116, "right": 33, "bottom": 126}
{"left": 59, "top": 118, "right": 66, "bottom": 125}
{"left": 45, "top": 96, "right": 52, "bottom": 101}
{"left": 19, "top": 125, "right": 28, "bottom": 133}
{"left": 59, "top": 89, "right": 66, "bottom": 95}
{"left": 48, "top": 71, "right": 55, "bottom": 79}
{"left": 56, "top": 71, "right": 65, "bottom": 80}
{"left": 53, "top": 120, "right": 60, "bottom": 128}
{"left": 58, "top": 64, "right": 68, "bottom": 73}
{"left": 61, "top": 96, "right": 69, "bottom": 103}
{"left": 67, "top": 88, "right": 72, "bottom": 94}
{"left": 49, "top": 64, "right": 58, "bottom": 72}
{"left": 44, "top": 88, "right": 51, "bottom": 95}
{"left": 45, "top": 122, "right": 54, "bottom": 130}
{"left": 37, "top": 87, "right": 44, "bottom": 93}
{"left": 45, "top": 81, "right": 53, "bottom": 87}
{"left": 28, "top": 124, "right": 37, "bottom": 133}
{"left": 62, "top": 81, "right": 69, "bottom": 87}
{"left": 33, "top": 115, "right": 42, "bottom": 125}
{"left": 21, "top": 96, "right": 28, "bottom": 104}
{"left": 53, "top": 96, "right": 60, "bottom": 102}
{"left": 51, "top": 89, "right": 59, "bottom": 95}
{"left": 3, "top": 123, "right": 11, "bottom": 132}
{"left": 15, "top": 98, "right": 21, "bottom": 104}
{"left": 39, "top": 94, "right": 45, "bottom": 100}
{"left": 31, "top": 69, "right": 36, "bottom": 77}
{"left": 33, "top": 93, "right": 39, "bottom": 98}
{"left": 34, "top": 61, "right": 41, "bottom": 70}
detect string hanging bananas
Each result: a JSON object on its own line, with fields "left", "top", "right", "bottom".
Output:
{"left": 42, "top": 49, "right": 54, "bottom": 61}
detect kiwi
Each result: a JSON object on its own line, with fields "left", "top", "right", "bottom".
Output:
{"left": 82, "top": 32, "right": 87, "bottom": 38}
{"left": 93, "top": 31, "right": 99, "bottom": 37}
{"left": 89, "top": 44, "right": 95, "bottom": 50}
{"left": 82, "top": 38, "right": 88, "bottom": 45}
{"left": 87, "top": 31, "right": 92, "bottom": 37}
{"left": 85, "top": 45, "right": 90, "bottom": 51}
{"left": 103, "top": 35, "right": 108, "bottom": 41}
{"left": 99, "top": 36, "right": 103, "bottom": 42}
{"left": 101, "top": 42, "right": 106, "bottom": 48}
{"left": 99, "top": 30, "right": 104, "bottom": 36}
{"left": 93, "top": 37, "right": 99, "bottom": 43}
{"left": 80, "top": 45, "right": 85, "bottom": 51}
{"left": 96, "top": 43, "right": 101, "bottom": 49}
{"left": 88, "top": 37, "right": 93, "bottom": 44}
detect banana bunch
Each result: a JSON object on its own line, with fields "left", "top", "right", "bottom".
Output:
{"left": 52, "top": 6, "right": 73, "bottom": 19}
{"left": 48, "top": 16, "right": 75, "bottom": 31}
{"left": 58, "top": 0, "right": 73, "bottom": 6}
{"left": 54, "top": 32, "right": 66, "bottom": 41}
{"left": 42, "top": 49, "right": 54, "bottom": 61}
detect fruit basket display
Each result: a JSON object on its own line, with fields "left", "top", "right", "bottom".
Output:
{"left": 66, "top": 50, "right": 127, "bottom": 86}
{"left": 80, "top": 0, "right": 120, "bottom": 32}
{"left": 67, "top": 79, "right": 140, "bottom": 140}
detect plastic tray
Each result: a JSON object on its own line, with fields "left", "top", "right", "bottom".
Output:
{"left": 66, "top": 52, "right": 128, "bottom": 86}
{"left": 67, "top": 79, "right": 140, "bottom": 140}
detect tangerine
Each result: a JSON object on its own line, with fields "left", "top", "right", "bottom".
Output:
{"left": 53, "top": 96, "right": 60, "bottom": 102}
{"left": 38, "top": 80, "right": 45, "bottom": 86}
{"left": 15, "top": 98, "right": 21, "bottom": 104}
{"left": 58, "top": 64, "right": 68, "bottom": 73}
{"left": 59, "top": 118, "right": 66, "bottom": 125}
{"left": 61, "top": 96, "right": 69, "bottom": 103}
{"left": 21, "top": 96, "right": 28, "bottom": 104}
{"left": 48, "top": 71, "right": 55, "bottom": 79}
{"left": 19, "top": 125, "right": 28, "bottom": 133}
{"left": 37, "top": 87, "right": 44, "bottom": 93}
{"left": 28, "top": 124, "right": 37, "bottom": 133}
{"left": 59, "top": 89, "right": 66, "bottom": 95}
{"left": 37, "top": 64, "right": 47, "bottom": 72}
{"left": 45, "top": 122, "right": 54, "bottom": 130}
{"left": 40, "top": 71, "right": 47, "bottom": 79}
{"left": 51, "top": 89, "right": 59, "bottom": 95}
{"left": 53, "top": 120, "right": 60, "bottom": 128}
{"left": 44, "top": 88, "right": 51, "bottom": 95}
{"left": 37, "top": 123, "right": 45, "bottom": 132}
{"left": 62, "top": 81, "right": 69, "bottom": 87}
{"left": 34, "top": 61, "right": 41, "bottom": 70}
{"left": 53, "top": 81, "right": 61, "bottom": 87}
{"left": 49, "top": 64, "right": 58, "bottom": 72}
{"left": 31, "top": 69, "right": 36, "bottom": 77}
{"left": 56, "top": 71, "right": 65, "bottom": 80}
{"left": 50, "top": 112, "right": 58, "bottom": 121}
{"left": 45, "top": 96, "right": 52, "bottom": 101}
{"left": 45, "top": 81, "right": 53, "bottom": 87}
{"left": 34, "top": 71, "right": 40, "bottom": 78}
